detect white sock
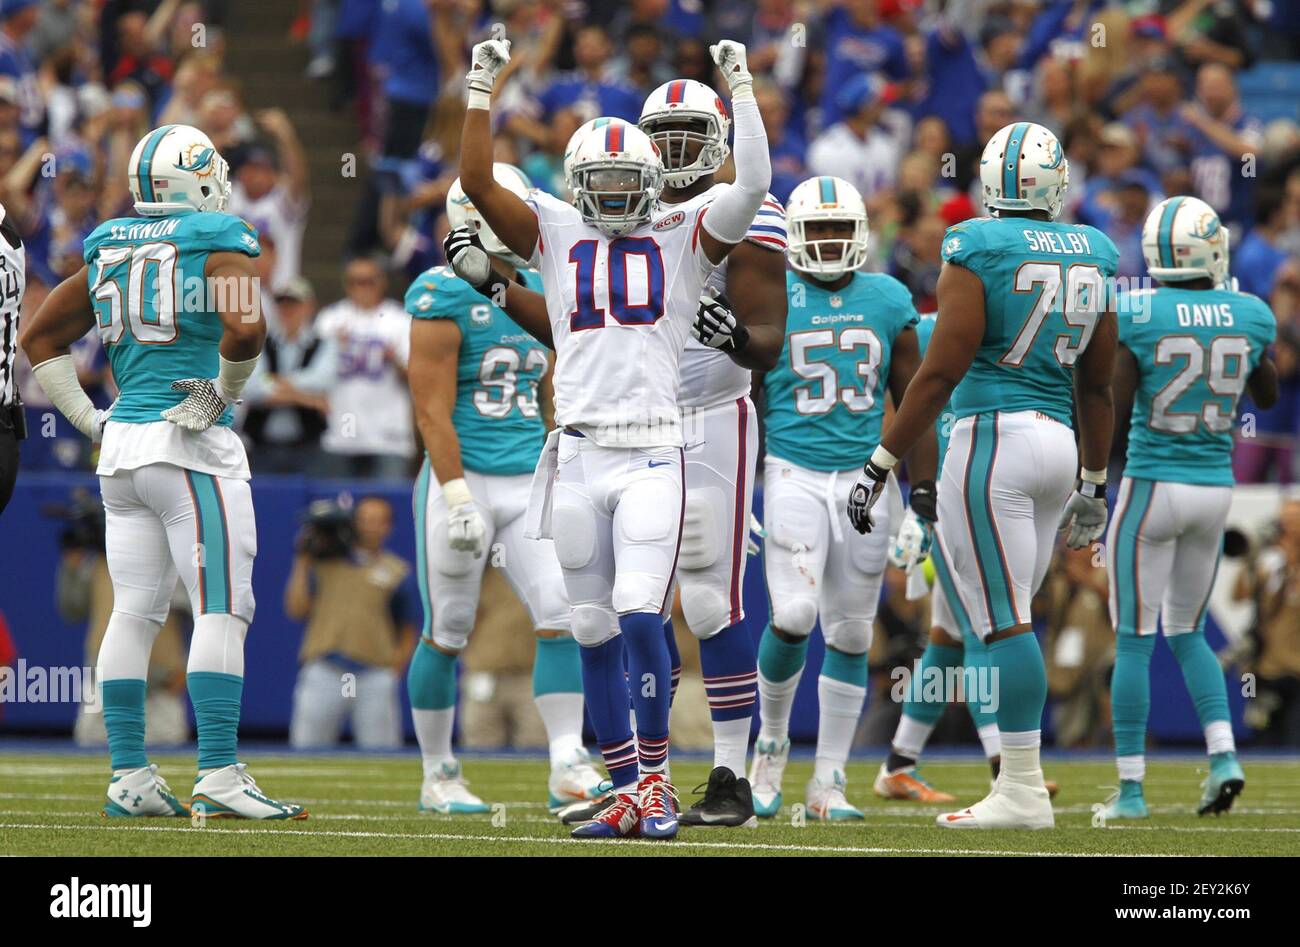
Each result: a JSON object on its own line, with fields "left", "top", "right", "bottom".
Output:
{"left": 412, "top": 707, "right": 455, "bottom": 778}
{"left": 813, "top": 675, "right": 866, "bottom": 784}
{"left": 977, "top": 724, "right": 1001, "bottom": 759}
{"left": 1117, "top": 754, "right": 1145, "bottom": 782}
{"left": 712, "top": 717, "right": 751, "bottom": 777}
{"left": 534, "top": 692, "right": 585, "bottom": 767}
{"left": 97, "top": 611, "right": 162, "bottom": 680}
{"left": 998, "top": 730, "right": 1044, "bottom": 788}
{"left": 187, "top": 614, "right": 248, "bottom": 676}
{"left": 757, "top": 670, "right": 801, "bottom": 744}
{"left": 1205, "top": 720, "right": 1235, "bottom": 756}
{"left": 891, "top": 714, "right": 935, "bottom": 762}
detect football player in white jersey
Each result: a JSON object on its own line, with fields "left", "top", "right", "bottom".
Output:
{"left": 22, "top": 124, "right": 304, "bottom": 819}
{"left": 456, "top": 36, "right": 770, "bottom": 840}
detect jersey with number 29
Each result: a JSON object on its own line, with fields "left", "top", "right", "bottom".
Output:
{"left": 940, "top": 216, "right": 1119, "bottom": 426}
{"left": 1119, "top": 286, "right": 1275, "bottom": 486}
{"left": 524, "top": 186, "right": 720, "bottom": 448}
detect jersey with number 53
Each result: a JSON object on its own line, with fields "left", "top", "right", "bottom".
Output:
{"left": 85, "top": 211, "right": 260, "bottom": 479}
{"left": 405, "top": 265, "right": 549, "bottom": 475}
{"left": 524, "top": 186, "right": 720, "bottom": 448}
{"left": 941, "top": 216, "right": 1119, "bottom": 426}
{"left": 1119, "top": 286, "right": 1276, "bottom": 486}
{"left": 764, "top": 270, "right": 919, "bottom": 472}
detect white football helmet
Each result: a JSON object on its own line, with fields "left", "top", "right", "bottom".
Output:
{"left": 565, "top": 119, "right": 664, "bottom": 238}
{"left": 979, "top": 121, "right": 1069, "bottom": 220}
{"left": 786, "top": 175, "right": 870, "bottom": 279}
{"left": 128, "top": 124, "right": 230, "bottom": 216}
{"left": 639, "top": 78, "right": 730, "bottom": 189}
{"left": 1142, "top": 195, "right": 1230, "bottom": 286}
{"left": 446, "top": 162, "right": 533, "bottom": 267}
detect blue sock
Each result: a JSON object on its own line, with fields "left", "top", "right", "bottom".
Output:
{"left": 962, "top": 629, "right": 998, "bottom": 732}
{"left": 579, "top": 635, "right": 637, "bottom": 789}
{"left": 1166, "top": 631, "right": 1230, "bottom": 731}
{"left": 187, "top": 671, "right": 243, "bottom": 771}
{"left": 985, "top": 632, "right": 1047, "bottom": 734}
{"left": 700, "top": 622, "right": 758, "bottom": 722}
{"left": 621, "top": 612, "right": 671, "bottom": 773}
{"left": 902, "top": 641, "right": 963, "bottom": 727}
{"left": 407, "top": 638, "right": 458, "bottom": 710}
{"left": 1112, "top": 633, "right": 1155, "bottom": 759}
{"left": 663, "top": 619, "right": 682, "bottom": 705}
{"left": 533, "top": 635, "right": 583, "bottom": 697}
{"left": 757, "top": 624, "right": 809, "bottom": 683}
{"left": 102, "top": 679, "right": 148, "bottom": 771}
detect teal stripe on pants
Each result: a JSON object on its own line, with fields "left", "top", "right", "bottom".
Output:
{"left": 413, "top": 458, "right": 433, "bottom": 639}
{"left": 963, "top": 414, "right": 1017, "bottom": 631}
{"left": 1114, "top": 479, "right": 1156, "bottom": 636}
{"left": 185, "top": 471, "right": 230, "bottom": 615}
{"left": 931, "top": 537, "right": 973, "bottom": 637}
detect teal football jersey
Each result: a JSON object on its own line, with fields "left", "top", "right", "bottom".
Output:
{"left": 84, "top": 212, "right": 261, "bottom": 426}
{"left": 1119, "top": 286, "right": 1276, "bottom": 486}
{"left": 914, "top": 313, "right": 954, "bottom": 473}
{"left": 764, "top": 270, "right": 919, "bottom": 472}
{"left": 405, "top": 267, "right": 549, "bottom": 476}
{"left": 941, "top": 216, "right": 1119, "bottom": 426}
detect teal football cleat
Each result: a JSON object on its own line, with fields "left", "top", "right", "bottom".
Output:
{"left": 806, "top": 771, "right": 865, "bottom": 821}
{"left": 1198, "top": 752, "right": 1245, "bottom": 816}
{"left": 748, "top": 737, "right": 788, "bottom": 818}
{"left": 102, "top": 764, "right": 189, "bottom": 817}
{"left": 1102, "top": 780, "right": 1149, "bottom": 820}
{"left": 418, "top": 760, "right": 491, "bottom": 814}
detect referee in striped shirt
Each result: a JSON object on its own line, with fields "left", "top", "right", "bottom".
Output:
{"left": 0, "top": 203, "right": 25, "bottom": 514}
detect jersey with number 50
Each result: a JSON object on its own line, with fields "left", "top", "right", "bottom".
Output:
{"left": 941, "top": 216, "right": 1119, "bottom": 426}
{"left": 763, "top": 269, "right": 919, "bottom": 472}
{"left": 405, "top": 265, "right": 550, "bottom": 475}
{"left": 525, "top": 186, "right": 720, "bottom": 448}
{"left": 1118, "top": 286, "right": 1275, "bottom": 486}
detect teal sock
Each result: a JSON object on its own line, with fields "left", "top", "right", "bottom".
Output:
{"left": 102, "top": 679, "right": 148, "bottom": 771}
{"left": 903, "top": 642, "right": 962, "bottom": 726}
{"left": 986, "top": 632, "right": 1047, "bottom": 733}
{"left": 1112, "top": 633, "right": 1155, "bottom": 759}
{"left": 187, "top": 671, "right": 243, "bottom": 771}
{"left": 961, "top": 629, "right": 998, "bottom": 731}
{"left": 407, "top": 638, "right": 459, "bottom": 711}
{"left": 757, "top": 624, "right": 809, "bottom": 683}
{"left": 533, "top": 635, "right": 583, "bottom": 697}
{"left": 821, "top": 647, "right": 868, "bottom": 687}
{"left": 1166, "top": 631, "right": 1230, "bottom": 730}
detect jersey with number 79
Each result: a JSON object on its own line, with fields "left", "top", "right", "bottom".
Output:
{"left": 940, "top": 215, "right": 1119, "bottom": 427}
{"left": 524, "top": 185, "right": 721, "bottom": 449}
{"left": 1118, "top": 285, "right": 1276, "bottom": 486}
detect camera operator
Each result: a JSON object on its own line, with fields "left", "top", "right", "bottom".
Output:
{"left": 285, "top": 495, "right": 418, "bottom": 748}
{"left": 1233, "top": 495, "right": 1300, "bottom": 745}
{"left": 49, "top": 491, "right": 189, "bottom": 746}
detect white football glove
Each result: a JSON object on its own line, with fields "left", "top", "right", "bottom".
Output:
{"left": 161, "top": 378, "right": 235, "bottom": 432}
{"left": 747, "top": 513, "right": 765, "bottom": 557}
{"left": 847, "top": 460, "right": 890, "bottom": 534}
{"left": 1058, "top": 485, "right": 1108, "bottom": 550}
{"left": 709, "top": 40, "right": 752, "bottom": 93}
{"left": 90, "top": 398, "right": 117, "bottom": 443}
{"left": 447, "top": 503, "right": 487, "bottom": 558}
{"left": 467, "top": 39, "right": 511, "bottom": 95}
{"left": 692, "top": 291, "right": 749, "bottom": 353}
{"left": 888, "top": 479, "right": 937, "bottom": 570}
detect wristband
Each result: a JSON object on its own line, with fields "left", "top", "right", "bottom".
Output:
{"left": 466, "top": 88, "right": 491, "bottom": 111}
{"left": 869, "top": 444, "right": 899, "bottom": 472}
{"left": 442, "top": 477, "right": 474, "bottom": 510}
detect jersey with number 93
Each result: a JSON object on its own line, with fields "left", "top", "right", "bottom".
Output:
{"left": 405, "top": 266, "right": 549, "bottom": 475}
{"left": 764, "top": 269, "right": 919, "bottom": 471}
{"left": 85, "top": 211, "right": 260, "bottom": 425}
{"left": 1119, "top": 285, "right": 1275, "bottom": 486}
{"left": 941, "top": 216, "right": 1119, "bottom": 426}
{"left": 524, "top": 186, "right": 720, "bottom": 448}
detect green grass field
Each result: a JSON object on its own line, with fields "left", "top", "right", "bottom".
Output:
{"left": 2, "top": 751, "right": 1298, "bottom": 856}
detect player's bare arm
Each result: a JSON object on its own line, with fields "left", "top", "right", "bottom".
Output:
{"left": 443, "top": 227, "right": 554, "bottom": 348}
{"left": 1112, "top": 340, "right": 1140, "bottom": 454}
{"left": 1072, "top": 307, "right": 1117, "bottom": 476}
{"left": 459, "top": 39, "right": 540, "bottom": 262}
{"left": 719, "top": 240, "right": 787, "bottom": 370}
{"left": 207, "top": 250, "right": 266, "bottom": 361}
{"left": 409, "top": 318, "right": 466, "bottom": 485}
{"left": 1247, "top": 351, "right": 1279, "bottom": 409}
{"left": 885, "top": 326, "right": 938, "bottom": 485}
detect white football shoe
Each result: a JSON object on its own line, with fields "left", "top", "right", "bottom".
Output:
{"left": 548, "top": 747, "right": 607, "bottom": 811}
{"left": 936, "top": 778, "right": 1053, "bottom": 829}
{"left": 419, "top": 760, "right": 491, "bottom": 814}
{"left": 103, "top": 764, "right": 189, "bottom": 817}
{"left": 806, "top": 770, "right": 865, "bottom": 821}
{"left": 748, "top": 737, "right": 789, "bottom": 818}
{"left": 190, "top": 763, "right": 308, "bottom": 820}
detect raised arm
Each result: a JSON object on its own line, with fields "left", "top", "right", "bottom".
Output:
{"left": 460, "top": 39, "right": 539, "bottom": 262}
{"left": 20, "top": 266, "right": 108, "bottom": 441}
{"left": 443, "top": 227, "right": 554, "bottom": 348}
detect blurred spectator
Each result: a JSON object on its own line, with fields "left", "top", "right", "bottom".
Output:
{"left": 371, "top": 0, "right": 441, "bottom": 160}
{"left": 1233, "top": 324, "right": 1299, "bottom": 485}
{"left": 286, "top": 495, "right": 418, "bottom": 748}
{"left": 1039, "top": 543, "right": 1113, "bottom": 748}
{"left": 534, "top": 25, "right": 642, "bottom": 124}
{"left": 820, "top": 0, "right": 910, "bottom": 130}
{"left": 754, "top": 77, "right": 805, "bottom": 205}
{"left": 295, "top": 256, "right": 415, "bottom": 480}
{"left": 1098, "top": 172, "right": 1156, "bottom": 281}
{"left": 1182, "top": 62, "right": 1262, "bottom": 230}
{"left": 0, "top": 0, "right": 43, "bottom": 145}
{"left": 1234, "top": 178, "right": 1292, "bottom": 300}
{"left": 808, "top": 73, "right": 909, "bottom": 202}
{"left": 105, "top": 3, "right": 181, "bottom": 116}
{"left": 1077, "top": 122, "right": 1164, "bottom": 228}
{"left": 228, "top": 110, "right": 309, "bottom": 292}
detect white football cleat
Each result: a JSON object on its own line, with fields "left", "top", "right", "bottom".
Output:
{"left": 806, "top": 770, "right": 865, "bottom": 821}
{"left": 548, "top": 747, "right": 607, "bottom": 811}
{"left": 419, "top": 760, "right": 491, "bottom": 814}
{"left": 103, "top": 764, "right": 189, "bottom": 817}
{"left": 936, "top": 779, "right": 1053, "bottom": 829}
{"left": 748, "top": 737, "right": 789, "bottom": 818}
{"left": 190, "top": 763, "right": 308, "bottom": 820}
